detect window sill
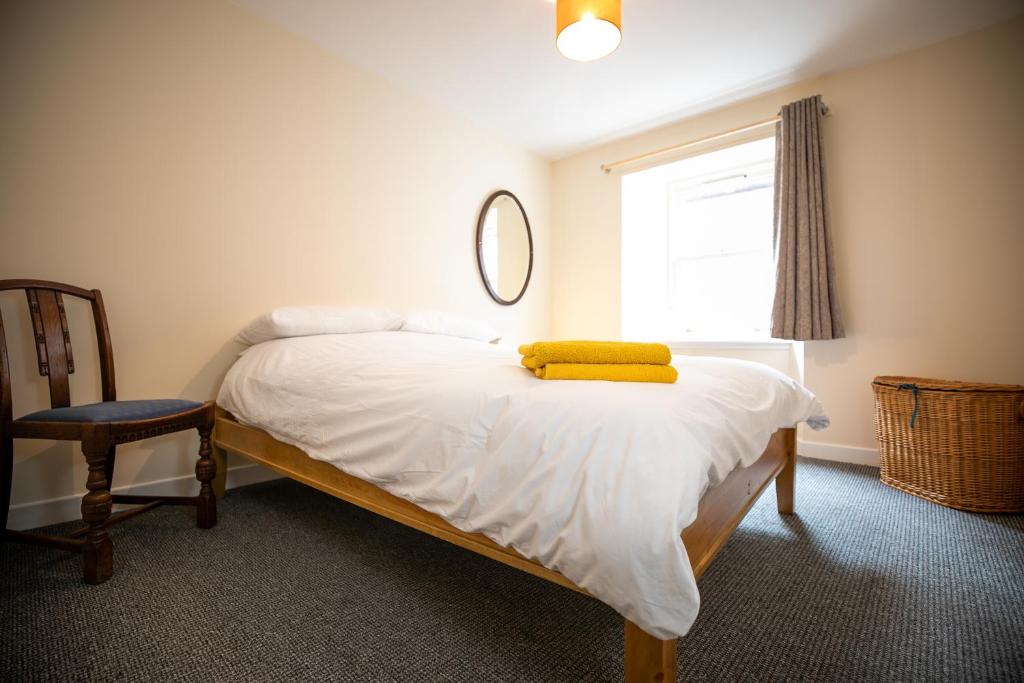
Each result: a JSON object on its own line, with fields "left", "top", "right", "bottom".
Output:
{"left": 665, "top": 339, "right": 794, "bottom": 351}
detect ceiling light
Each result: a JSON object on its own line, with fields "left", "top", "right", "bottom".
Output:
{"left": 556, "top": 0, "right": 621, "bottom": 62}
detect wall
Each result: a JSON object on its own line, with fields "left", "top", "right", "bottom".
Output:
{"left": 551, "top": 18, "right": 1024, "bottom": 463}
{"left": 0, "top": 0, "right": 552, "bottom": 527}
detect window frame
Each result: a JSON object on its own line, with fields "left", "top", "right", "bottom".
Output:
{"left": 621, "top": 136, "right": 784, "bottom": 346}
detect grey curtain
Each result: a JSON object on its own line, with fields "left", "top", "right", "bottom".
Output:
{"left": 770, "top": 94, "right": 845, "bottom": 340}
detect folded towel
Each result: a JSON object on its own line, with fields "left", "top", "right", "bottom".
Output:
{"left": 534, "top": 363, "right": 678, "bottom": 383}
{"left": 519, "top": 341, "right": 672, "bottom": 367}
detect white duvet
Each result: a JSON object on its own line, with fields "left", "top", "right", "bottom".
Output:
{"left": 217, "top": 331, "right": 828, "bottom": 638}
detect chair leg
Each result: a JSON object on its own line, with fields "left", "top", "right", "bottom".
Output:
{"left": 195, "top": 423, "right": 217, "bottom": 529}
{"left": 1, "top": 436, "right": 13, "bottom": 533}
{"left": 80, "top": 430, "right": 113, "bottom": 584}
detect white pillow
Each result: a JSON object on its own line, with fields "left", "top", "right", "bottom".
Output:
{"left": 401, "top": 310, "right": 501, "bottom": 343}
{"left": 236, "top": 306, "right": 403, "bottom": 345}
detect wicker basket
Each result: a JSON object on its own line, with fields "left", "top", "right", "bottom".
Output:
{"left": 872, "top": 376, "right": 1024, "bottom": 513}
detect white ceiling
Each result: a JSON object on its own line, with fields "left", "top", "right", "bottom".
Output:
{"left": 233, "top": 0, "right": 1023, "bottom": 159}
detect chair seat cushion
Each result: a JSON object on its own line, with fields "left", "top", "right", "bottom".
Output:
{"left": 18, "top": 399, "right": 203, "bottom": 423}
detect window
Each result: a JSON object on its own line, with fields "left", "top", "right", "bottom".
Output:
{"left": 622, "top": 137, "right": 777, "bottom": 342}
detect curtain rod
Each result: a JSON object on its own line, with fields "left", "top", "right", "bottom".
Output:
{"left": 601, "top": 102, "right": 831, "bottom": 174}
{"left": 600, "top": 116, "right": 780, "bottom": 174}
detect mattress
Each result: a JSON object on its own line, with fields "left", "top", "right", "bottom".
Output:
{"left": 217, "top": 331, "right": 828, "bottom": 638}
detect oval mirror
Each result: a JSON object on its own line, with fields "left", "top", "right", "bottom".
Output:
{"left": 476, "top": 190, "right": 534, "bottom": 305}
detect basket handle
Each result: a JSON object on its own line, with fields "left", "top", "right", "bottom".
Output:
{"left": 898, "top": 383, "right": 920, "bottom": 428}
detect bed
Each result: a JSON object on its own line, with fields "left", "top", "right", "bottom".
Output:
{"left": 210, "top": 331, "right": 827, "bottom": 682}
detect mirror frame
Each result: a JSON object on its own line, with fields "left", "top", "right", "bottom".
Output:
{"left": 475, "top": 190, "right": 534, "bottom": 306}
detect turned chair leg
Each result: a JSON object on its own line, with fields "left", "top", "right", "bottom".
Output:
{"left": 80, "top": 429, "right": 114, "bottom": 584}
{"left": 624, "top": 619, "right": 677, "bottom": 683}
{"left": 195, "top": 422, "right": 217, "bottom": 529}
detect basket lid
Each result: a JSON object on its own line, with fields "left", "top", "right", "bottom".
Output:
{"left": 872, "top": 376, "right": 1024, "bottom": 393}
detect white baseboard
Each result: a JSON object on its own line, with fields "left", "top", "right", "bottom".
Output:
{"left": 10, "top": 443, "right": 874, "bottom": 529}
{"left": 7, "top": 464, "right": 282, "bottom": 531}
{"left": 798, "top": 439, "right": 879, "bottom": 467}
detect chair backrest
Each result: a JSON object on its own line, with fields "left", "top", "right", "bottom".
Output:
{"left": 0, "top": 279, "right": 116, "bottom": 423}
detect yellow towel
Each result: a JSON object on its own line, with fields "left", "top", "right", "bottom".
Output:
{"left": 534, "top": 363, "right": 678, "bottom": 383}
{"left": 519, "top": 341, "right": 672, "bottom": 367}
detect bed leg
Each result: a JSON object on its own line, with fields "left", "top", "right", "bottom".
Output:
{"left": 211, "top": 407, "right": 230, "bottom": 498}
{"left": 211, "top": 439, "right": 228, "bottom": 499}
{"left": 775, "top": 428, "right": 796, "bottom": 515}
{"left": 624, "top": 619, "right": 677, "bottom": 683}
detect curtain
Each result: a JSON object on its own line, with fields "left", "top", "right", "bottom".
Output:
{"left": 770, "top": 94, "right": 845, "bottom": 340}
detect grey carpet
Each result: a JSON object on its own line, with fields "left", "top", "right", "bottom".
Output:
{"left": 2, "top": 457, "right": 1022, "bottom": 682}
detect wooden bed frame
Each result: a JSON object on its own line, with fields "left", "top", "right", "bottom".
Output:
{"left": 211, "top": 406, "right": 796, "bottom": 683}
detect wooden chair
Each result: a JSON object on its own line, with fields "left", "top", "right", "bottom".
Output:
{"left": 0, "top": 279, "right": 216, "bottom": 584}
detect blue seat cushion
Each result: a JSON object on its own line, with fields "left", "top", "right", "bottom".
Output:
{"left": 18, "top": 399, "right": 203, "bottom": 423}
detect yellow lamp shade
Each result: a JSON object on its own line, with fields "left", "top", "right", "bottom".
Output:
{"left": 556, "top": 0, "right": 622, "bottom": 62}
